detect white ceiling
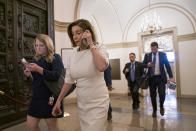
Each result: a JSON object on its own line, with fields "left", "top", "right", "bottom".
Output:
{"left": 54, "top": 0, "right": 196, "bottom": 44}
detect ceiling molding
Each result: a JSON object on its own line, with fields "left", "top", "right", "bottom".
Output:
{"left": 177, "top": 33, "right": 196, "bottom": 42}
{"left": 54, "top": 20, "right": 70, "bottom": 32}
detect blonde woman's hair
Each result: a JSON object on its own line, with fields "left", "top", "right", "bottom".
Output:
{"left": 34, "top": 34, "right": 55, "bottom": 63}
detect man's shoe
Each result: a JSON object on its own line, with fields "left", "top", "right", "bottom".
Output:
{"left": 107, "top": 113, "right": 112, "bottom": 121}
{"left": 160, "top": 107, "right": 164, "bottom": 116}
{"left": 152, "top": 111, "right": 157, "bottom": 118}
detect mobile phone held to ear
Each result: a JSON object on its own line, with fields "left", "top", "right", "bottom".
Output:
{"left": 82, "top": 38, "right": 88, "bottom": 47}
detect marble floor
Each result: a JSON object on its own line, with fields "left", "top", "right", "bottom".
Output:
{"left": 3, "top": 89, "right": 196, "bottom": 131}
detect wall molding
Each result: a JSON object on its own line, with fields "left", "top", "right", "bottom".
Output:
{"left": 54, "top": 20, "right": 70, "bottom": 32}
{"left": 180, "top": 95, "right": 196, "bottom": 99}
{"left": 177, "top": 33, "right": 196, "bottom": 42}
{"left": 105, "top": 42, "right": 138, "bottom": 49}
{"left": 104, "top": 32, "right": 196, "bottom": 50}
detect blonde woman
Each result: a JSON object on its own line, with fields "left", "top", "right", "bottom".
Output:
{"left": 52, "top": 19, "right": 109, "bottom": 131}
{"left": 23, "top": 34, "right": 64, "bottom": 131}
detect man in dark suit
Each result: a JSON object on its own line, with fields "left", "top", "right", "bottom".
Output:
{"left": 104, "top": 64, "right": 113, "bottom": 121}
{"left": 123, "top": 53, "right": 144, "bottom": 110}
{"left": 143, "top": 42, "right": 175, "bottom": 117}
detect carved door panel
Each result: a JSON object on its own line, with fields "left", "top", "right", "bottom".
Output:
{"left": 0, "top": 0, "right": 54, "bottom": 128}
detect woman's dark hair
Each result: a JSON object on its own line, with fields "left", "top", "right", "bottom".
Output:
{"left": 151, "top": 42, "right": 158, "bottom": 48}
{"left": 67, "top": 19, "right": 97, "bottom": 47}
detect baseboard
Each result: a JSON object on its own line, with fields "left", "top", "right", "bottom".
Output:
{"left": 180, "top": 94, "right": 196, "bottom": 99}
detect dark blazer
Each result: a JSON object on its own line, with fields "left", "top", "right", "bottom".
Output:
{"left": 104, "top": 64, "right": 112, "bottom": 86}
{"left": 143, "top": 52, "right": 173, "bottom": 84}
{"left": 123, "top": 61, "right": 144, "bottom": 87}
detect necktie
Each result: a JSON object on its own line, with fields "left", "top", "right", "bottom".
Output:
{"left": 151, "top": 53, "right": 156, "bottom": 75}
{"left": 130, "top": 63, "right": 135, "bottom": 82}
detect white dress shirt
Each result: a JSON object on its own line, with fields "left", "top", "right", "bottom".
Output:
{"left": 152, "top": 52, "right": 160, "bottom": 75}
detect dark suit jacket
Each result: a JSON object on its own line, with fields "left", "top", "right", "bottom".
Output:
{"left": 143, "top": 52, "right": 173, "bottom": 84}
{"left": 104, "top": 64, "right": 112, "bottom": 86}
{"left": 123, "top": 61, "right": 144, "bottom": 87}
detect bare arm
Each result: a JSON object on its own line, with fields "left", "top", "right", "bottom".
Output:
{"left": 56, "top": 83, "right": 72, "bottom": 103}
{"left": 52, "top": 83, "right": 73, "bottom": 116}
{"left": 90, "top": 44, "right": 108, "bottom": 72}
{"left": 83, "top": 30, "right": 108, "bottom": 72}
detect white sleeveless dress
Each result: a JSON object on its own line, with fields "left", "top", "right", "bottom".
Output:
{"left": 65, "top": 44, "right": 109, "bottom": 131}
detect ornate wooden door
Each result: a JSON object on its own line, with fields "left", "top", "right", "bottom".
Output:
{"left": 0, "top": 0, "right": 54, "bottom": 128}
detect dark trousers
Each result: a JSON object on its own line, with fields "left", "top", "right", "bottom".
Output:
{"left": 129, "top": 81, "right": 140, "bottom": 105}
{"left": 108, "top": 104, "right": 112, "bottom": 114}
{"left": 149, "top": 76, "right": 166, "bottom": 112}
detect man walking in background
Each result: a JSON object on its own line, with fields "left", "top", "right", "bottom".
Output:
{"left": 143, "top": 42, "right": 175, "bottom": 117}
{"left": 123, "top": 53, "right": 144, "bottom": 110}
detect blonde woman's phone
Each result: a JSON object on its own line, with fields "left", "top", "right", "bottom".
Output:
{"left": 21, "top": 58, "right": 28, "bottom": 65}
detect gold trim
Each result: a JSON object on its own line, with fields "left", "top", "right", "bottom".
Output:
{"left": 105, "top": 42, "right": 138, "bottom": 49}
{"left": 54, "top": 20, "right": 70, "bottom": 32}
{"left": 177, "top": 33, "right": 196, "bottom": 41}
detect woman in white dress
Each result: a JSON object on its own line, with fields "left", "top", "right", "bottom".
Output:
{"left": 52, "top": 19, "right": 109, "bottom": 131}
